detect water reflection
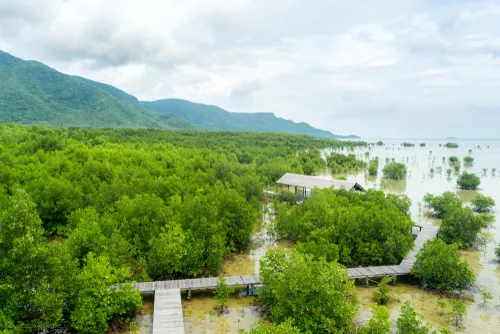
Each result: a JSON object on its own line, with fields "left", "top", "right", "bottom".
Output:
{"left": 380, "top": 179, "right": 407, "bottom": 194}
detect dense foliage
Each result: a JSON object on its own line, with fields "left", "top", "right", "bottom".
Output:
{"left": 372, "top": 276, "right": 393, "bottom": 305}
{"left": 360, "top": 306, "right": 391, "bottom": 334}
{"left": 457, "top": 172, "right": 481, "bottom": 190}
{"left": 248, "top": 319, "right": 301, "bottom": 334}
{"left": 382, "top": 162, "right": 408, "bottom": 180}
{"left": 326, "top": 152, "right": 367, "bottom": 174}
{"left": 445, "top": 143, "right": 459, "bottom": 148}
{"left": 0, "top": 190, "right": 141, "bottom": 333}
{"left": 275, "top": 189, "right": 414, "bottom": 266}
{"left": 425, "top": 192, "right": 491, "bottom": 247}
{"left": 259, "top": 250, "right": 358, "bottom": 333}
{"left": 368, "top": 157, "right": 379, "bottom": 175}
{"left": 463, "top": 156, "right": 474, "bottom": 164}
{"left": 439, "top": 206, "right": 488, "bottom": 247}
{"left": 471, "top": 193, "right": 495, "bottom": 212}
{"left": 411, "top": 240, "right": 476, "bottom": 291}
{"left": 448, "top": 156, "right": 459, "bottom": 164}
{"left": 0, "top": 124, "right": 366, "bottom": 331}
{"left": 395, "top": 301, "right": 431, "bottom": 334}
{"left": 402, "top": 142, "right": 415, "bottom": 147}
{"left": 424, "top": 192, "right": 462, "bottom": 218}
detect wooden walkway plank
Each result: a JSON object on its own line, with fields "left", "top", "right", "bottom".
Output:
{"left": 347, "top": 268, "right": 364, "bottom": 278}
{"left": 152, "top": 289, "right": 184, "bottom": 334}
{"left": 137, "top": 226, "right": 439, "bottom": 293}
{"left": 140, "top": 225, "right": 439, "bottom": 334}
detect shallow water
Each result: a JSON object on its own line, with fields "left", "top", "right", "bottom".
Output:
{"left": 182, "top": 290, "right": 262, "bottom": 334}
{"left": 329, "top": 140, "right": 500, "bottom": 332}
{"left": 139, "top": 140, "right": 500, "bottom": 333}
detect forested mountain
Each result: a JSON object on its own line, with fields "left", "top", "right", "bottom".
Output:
{"left": 0, "top": 50, "right": 358, "bottom": 138}
{"left": 141, "top": 99, "right": 357, "bottom": 139}
{"left": 0, "top": 50, "right": 192, "bottom": 129}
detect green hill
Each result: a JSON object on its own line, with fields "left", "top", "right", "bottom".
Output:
{"left": 0, "top": 50, "right": 358, "bottom": 138}
{"left": 0, "top": 50, "right": 191, "bottom": 129}
{"left": 141, "top": 99, "right": 357, "bottom": 139}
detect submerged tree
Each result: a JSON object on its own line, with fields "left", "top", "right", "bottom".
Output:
{"left": 396, "top": 301, "right": 431, "bottom": 334}
{"left": 259, "top": 249, "right": 358, "bottom": 333}
{"left": 479, "top": 288, "right": 493, "bottom": 307}
{"left": 361, "top": 306, "right": 391, "bottom": 334}
{"left": 411, "top": 240, "right": 476, "bottom": 291}
{"left": 449, "top": 299, "right": 467, "bottom": 330}
{"left": 382, "top": 162, "right": 408, "bottom": 180}
{"left": 471, "top": 193, "right": 495, "bottom": 213}
{"left": 439, "top": 206, "right": 487, "bottom": 247}
{"left": 424, "top": 191, "right": 462, "bottom": 218}
{"left": 372, "top": 276, "right": 393, "bottom": 305}
{"left": 463, "top": 156, "right": 474, "bottom": 164}
{"left": 214, "top": 274, "right": 234, "bottom": 311}
{"left": 457, "top": 172, "right": 481, "bottom": 190}
{"left": 368, "top": 157, "right": 379, "bottom": 176}
{"left": 248, "top": 319, "right": 301, "bottom": 334}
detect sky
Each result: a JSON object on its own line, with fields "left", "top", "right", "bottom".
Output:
{"left": 1, "top": 0, "right": 500, "bottom": 138}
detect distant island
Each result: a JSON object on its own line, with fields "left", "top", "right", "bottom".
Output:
{"left": 0, "top": 50, "right": 357, "bottom": 139}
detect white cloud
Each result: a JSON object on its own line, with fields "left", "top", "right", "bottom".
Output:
{"left": 1, "top": 0, "right": 500, "bottom": 137}
{"left": 458, "top": 5, "right": 500, "bottom": 22}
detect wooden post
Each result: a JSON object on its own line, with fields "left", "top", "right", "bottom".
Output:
{"left": 246, "top": 285, "right": 250, "bottom": 296}
{"left": 187, "top": 289, "right": 191, "bottom": 299}
{"left": 365, "top": 276, "right": 369, "bottom": 287}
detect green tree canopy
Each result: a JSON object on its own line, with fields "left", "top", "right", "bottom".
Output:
{"left": 382, "top": 162, "right": 408, "bottom": 180}
{"left": 396, "top": 301, "right": 431, "bottom": 334}
{"left": 471, "top": 193, "right": 495, "bottom": 213}
{"left": 259, "top": 250, "right": 358, "bottom": 333}
{"left": 424, "top": 192, "right": 462, "bottom": 218}
{"left": 275, "top": 189, "right": 414, "bottom": 266}
{"left": 70, "top": 254, "right": 142, "bottom": 333}
{"left": 439, "top": 206, "right": 488, "bottom": 247}
{"left": 411, "top": 240, "right": 476, "bottom": 291}
{"left": 463, "top": 156, "right": 474, "bottom": 164}
{"left": 457, "top": 172, "right": 481, "bottom": 190}
{"left": 361, "top": 306, "right": 391, "bottom": 334}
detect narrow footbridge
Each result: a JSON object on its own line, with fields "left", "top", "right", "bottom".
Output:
{"left": 138, "top": 225, "right": 439, "bottom": 334}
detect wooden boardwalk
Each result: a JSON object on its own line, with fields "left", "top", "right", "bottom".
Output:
{"left": 136, "top": 275, "right": 260, "bottom": 293}
{"left": 137, "top": 225, "right": 439, "bottom": 292}
{"left": 139, "top": 225, "right": 439, "bottom": 333}
{"left": 347, "top": 225, "right": 439, "bottom": 281}
{"left": 152, "top": 289, "right": 184, "bottom": 334}
{"left": 399, "top": 225, "right": 439, "bottom": 270}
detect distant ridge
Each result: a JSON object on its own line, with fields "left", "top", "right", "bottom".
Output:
{"left": 141, "top": 99, "right": 358, "bottom": 139}
{"left": 0, "top": 50, "right": 358, "bottom": 138}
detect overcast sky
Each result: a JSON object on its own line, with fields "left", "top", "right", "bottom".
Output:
{"left": 1, "top": 0, "right": 500, "bottom": 138}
